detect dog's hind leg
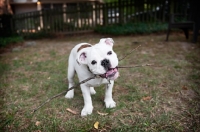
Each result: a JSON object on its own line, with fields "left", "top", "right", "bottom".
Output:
{"left": 90, "top": 87, "right": 96, "bottom": 95}
{"left": 65, "top": 57, "right": 75, "bottom": 99}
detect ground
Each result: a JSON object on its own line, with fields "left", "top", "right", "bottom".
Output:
{"left": 0, "top": 33, "right": 200, "bottom": 131}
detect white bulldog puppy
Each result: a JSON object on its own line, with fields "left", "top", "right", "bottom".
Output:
{"left": 65, "top": 38, "right": 119, "bottom": 116}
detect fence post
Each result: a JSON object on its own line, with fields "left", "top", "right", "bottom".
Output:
{"left": 10, "top": 15, "right": 15, "bottom": 35}
{"left": 103, "top": 4, "right": 108, "bottom": 26}
{"left": 118, "top": 0, "right": 124, "bottom": 24}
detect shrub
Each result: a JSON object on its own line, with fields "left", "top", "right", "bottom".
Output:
{"left": 0, "top": 36, "right": 24, "bottom": 47}
{"left": 23, "top": 31, "right": 53, "bottom": 40}
{"left": 94, "top": 22, "right": 168, "bottom": 35}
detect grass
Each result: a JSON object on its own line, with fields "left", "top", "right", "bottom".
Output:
{"left": 0, "top": 33, "right": 200, "bottom": 131}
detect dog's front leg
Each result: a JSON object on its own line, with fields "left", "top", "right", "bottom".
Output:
{"left": 65, "top": 81, "right": 75, "bottom": 99}
{"left": 104, "top": 80, "right": 116, "bottom": 108}
{"left": 80, "top": 84, "right": 93, "bottom": 116}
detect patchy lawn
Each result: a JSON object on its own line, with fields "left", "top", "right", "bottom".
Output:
{"left": 0, "top": 33, "right": 200, "bottom": 131}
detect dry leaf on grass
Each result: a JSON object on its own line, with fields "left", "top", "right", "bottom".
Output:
{"left": 35, "top": 121, "right": 41, "bottom": 126}
{"left": 97, "top": 111, "right": 108, "bottom": 116}
{"left": 34, "top": 130, "right": 41, "bottom": 132}
{"left": 94, "top": 121, "right": 99, "bottom": 129}
{"left": 182, "top": 85, "right": 188, "bottom": 90}
{"left": 142, "top": 96, "right": 152, "bottom": 101}
{"left": 66, "top": 108, "right": 77, "bottom": 115}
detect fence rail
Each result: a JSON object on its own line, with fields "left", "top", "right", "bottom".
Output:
{"left": 1, "top": 0, "right": 189, "bottom": 37}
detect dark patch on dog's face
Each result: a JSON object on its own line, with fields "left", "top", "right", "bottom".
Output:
{"left": 77, "top": 44, "right": 91, "bottom": 52}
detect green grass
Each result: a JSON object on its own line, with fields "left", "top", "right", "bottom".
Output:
{"left": 0, "top": 33, "right": 200, "bottom": 131}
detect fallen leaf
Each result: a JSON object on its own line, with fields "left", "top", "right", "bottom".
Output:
{"left": 182, "top": 86, "right": 188, "bottom": 90}
{"left": 97, "top": 111, "right": 108, "bottom": 116}
{"left": 34, "top": 130, "right": 41, "bottom": 132}
{"left": 94, "top": 121, "right": 99, "bottom": 129}
{"left": 35, "top": 121, "right": 41, "bottom": 126}
{"left": 142, "top": 96, "right": 152, "bottom": 101}
{"left": 66, "top": 108, "right": 77, "bottom": 115}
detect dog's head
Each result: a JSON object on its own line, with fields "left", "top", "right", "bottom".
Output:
{"left": 76, "top": 38, "right": 119, "bottom": 80}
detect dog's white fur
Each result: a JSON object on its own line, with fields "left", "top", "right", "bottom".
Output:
{"left": 65, "top": 38, "right": 119, "bottom": 116}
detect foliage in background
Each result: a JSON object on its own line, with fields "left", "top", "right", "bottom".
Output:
{"left": 23, "top": 31, "right": 54, "bottom": 40}
{"left": 0, "top": 31, "right": 54, "bottom": 47}
{"left": 94, "top": 22, "right": 168, "bottom": 35}
{"left": 0, "top": 36, "right": 23, "bottom": 47}
{"left": 103, "top": 0, "right": 118, "bottom": 3}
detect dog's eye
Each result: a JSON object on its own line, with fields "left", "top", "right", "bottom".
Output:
{"left": 107, "top": 51, "right": 112, "bottom": 55}
{"left": 91, "top": 60, "right": 97, "bottom": 65}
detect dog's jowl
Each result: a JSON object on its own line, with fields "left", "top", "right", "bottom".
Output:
{"left": 65, "top": 38, "right": 119, "bottom": 116}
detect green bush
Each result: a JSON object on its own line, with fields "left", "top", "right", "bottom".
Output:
{"left": 23, "top": 31, "right": 53, "bottom": 40}
{"left": 0, "top": 36, "right": 24, "bottom": 47}
{"left": 94, "top": 22, "right": 168, "bottom": 35}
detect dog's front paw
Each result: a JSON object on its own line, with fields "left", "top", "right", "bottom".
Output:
{"left": 81, "top": 105, "right": 93, "bottom": 116}
{"left": 105, "top": 99, "right": 116, "bottom": 108}
{"left": 65, "top": 90, "right": 74, "bottom": 99}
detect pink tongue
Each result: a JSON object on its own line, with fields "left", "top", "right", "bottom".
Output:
{"left": 106, "top": 68, "right": 117, "bottom": 77}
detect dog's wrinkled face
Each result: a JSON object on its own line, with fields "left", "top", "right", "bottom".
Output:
{"left": 77, "top": 38, "right": 119, "bottom": 80}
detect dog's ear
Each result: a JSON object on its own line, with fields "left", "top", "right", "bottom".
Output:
{"left": 99, "top": 38, "right": 114, "bottom": 47}
{"left": 76, "top": 49, "right": 88, "bottom": 65}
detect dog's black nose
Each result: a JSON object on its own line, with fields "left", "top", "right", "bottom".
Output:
{"left": 101, "top": 59, "right": 110, "bottom": 71}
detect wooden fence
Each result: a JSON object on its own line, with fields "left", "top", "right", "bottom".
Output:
{"left": 3, "top": 0, "right": 190, "bottom": 37}
{"left": 12, "top": 2, "right": 103, "bottom": 35}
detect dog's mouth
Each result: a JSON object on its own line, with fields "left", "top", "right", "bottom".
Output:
{"left": 99, "top": 67, "right": 119, "bottom": 80}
